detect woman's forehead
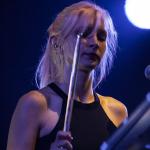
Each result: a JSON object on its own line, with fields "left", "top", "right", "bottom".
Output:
{"left": 95, "top": 11, "right": 105, "bottom": 29}
{"left": 75, "top": 9, "right": 105, "bottom": 32}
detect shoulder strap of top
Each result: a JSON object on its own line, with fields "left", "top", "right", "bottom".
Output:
{"left": 48, "top": 83, "right": 68, "bottom": 100}
{"left": 48, "top": 83, "right": 99, "bottom": 104}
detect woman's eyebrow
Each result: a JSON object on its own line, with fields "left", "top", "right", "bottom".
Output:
{"left": 82, "top": 25, "right": 94, "bottom": 37}
{"left": 97, "top": 28, "right": 107, "bottom": 33}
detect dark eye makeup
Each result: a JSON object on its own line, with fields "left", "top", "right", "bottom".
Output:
{"left": 74, "top": 26, "right": 107, "bottom": 42}
{"left": 97, "top": 29, "right": 107, "bottom": 42}
{"left": 74, "top": 25, "right": 93, "bottom": 37}
{"left": 82, "top": 26, "right": 93, "bottom": 38}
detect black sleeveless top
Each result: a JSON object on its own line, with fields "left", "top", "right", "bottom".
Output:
{"left": 35, "top": 83, "right": 117, "bottom": 150}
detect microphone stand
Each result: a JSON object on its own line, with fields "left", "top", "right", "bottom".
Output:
{"left": 63, "top": 33, "right": 83, "bottom": 132}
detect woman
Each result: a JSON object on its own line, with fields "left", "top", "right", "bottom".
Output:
{"left": 7, "top": 1, "right": 128, "bottom": 150}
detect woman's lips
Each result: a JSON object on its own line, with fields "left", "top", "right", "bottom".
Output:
{"left": 83, "top": 53, "right": 100, "bottom": 60}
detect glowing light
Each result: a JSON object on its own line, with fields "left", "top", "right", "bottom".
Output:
{"left": 125, "top": 0, "right": 150, "bottom": 29}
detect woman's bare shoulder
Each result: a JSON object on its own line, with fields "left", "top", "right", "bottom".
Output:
{"left": 18, "top": 90, "right": 48, "bottom": 109}
{"left": 96, "top": 93, "right": 128, "bottom": 127}
{"left": 7, "top": 90, "right": 49, "bottom": 149}
{"left": 13, "top": 90, "right": 49, "bottom": 127}
{"left": 21, "top": 83, "right": 62, "bottom": 106}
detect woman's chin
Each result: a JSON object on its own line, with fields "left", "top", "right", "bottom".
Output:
{"left": 78, "top": 62, "right": 98, "bottom": 72}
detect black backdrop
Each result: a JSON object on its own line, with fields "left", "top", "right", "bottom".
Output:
{"left": 1, "top": 0, "right": 150, "bottom": 149}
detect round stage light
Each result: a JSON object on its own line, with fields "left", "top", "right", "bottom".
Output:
{"left": 125, "top": 0, "right": 150, "bottom": 29}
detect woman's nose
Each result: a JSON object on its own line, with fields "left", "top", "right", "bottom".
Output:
{"left": 88, "top": 43, "right": 99, "bottom": 50}
{"left": 87, "top": 35, "right": 99, "bottom": 49}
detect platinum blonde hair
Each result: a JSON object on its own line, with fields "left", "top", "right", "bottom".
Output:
{"left": 35, "top": 1, "right": 117, "bottom": 89}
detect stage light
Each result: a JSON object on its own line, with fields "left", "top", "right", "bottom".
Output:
{"left": 125, "top": 0, "right": 150, "bottom": 29}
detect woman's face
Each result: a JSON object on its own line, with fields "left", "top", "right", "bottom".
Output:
{"left": 63, "top": 11, "right": 107, "bottom": 72}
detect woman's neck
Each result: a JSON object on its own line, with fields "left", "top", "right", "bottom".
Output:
{"left": 56, "top": 67, "right": 95, "bottom": 103}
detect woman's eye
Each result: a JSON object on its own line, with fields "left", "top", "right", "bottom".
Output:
{"left": 82, "top": 26, "right": 93, "bottom": 38}
{"left": 97, "top": 30, "right": 107, "bottom": 42}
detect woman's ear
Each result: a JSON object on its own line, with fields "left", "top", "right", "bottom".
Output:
{"left": 49, "top": 36, "right": 59, "bottom": 48}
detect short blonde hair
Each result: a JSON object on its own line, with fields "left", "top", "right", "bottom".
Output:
{"left": 35, "top": 1, "right": 117, "bottom": 89}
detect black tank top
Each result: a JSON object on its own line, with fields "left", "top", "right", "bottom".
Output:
{"left": 35, "top": 83, "right": 117, "bottom": 150}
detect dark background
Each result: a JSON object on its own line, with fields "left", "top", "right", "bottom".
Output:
{"left": 1, "top": 0, "right": 150, "bottom": 149}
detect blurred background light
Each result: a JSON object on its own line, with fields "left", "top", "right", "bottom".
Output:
{"left": 125, "top": 0, "right": 150, "bottom": 29}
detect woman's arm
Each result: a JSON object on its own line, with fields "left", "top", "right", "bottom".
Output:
{"left": 7, "top": 91, "right": 47, "bottom": 150}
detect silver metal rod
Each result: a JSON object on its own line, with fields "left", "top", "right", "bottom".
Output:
{"left": 63, "top": 33, "right": 82, "bottom": 132}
